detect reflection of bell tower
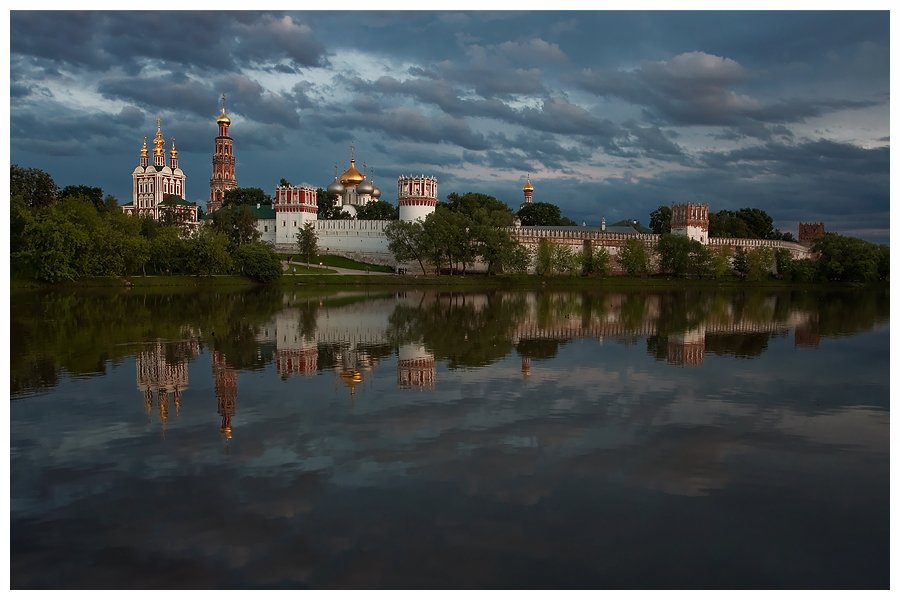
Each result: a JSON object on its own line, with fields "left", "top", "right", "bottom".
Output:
{"left": 521, "top": 356, "right": 531, "bottom": 378}
{"left": 666, "top": 327, "right": 705, "bottom": 366}
{"left": 212, "top": 351, "right": 237, "bottom": 439}
{"left": 397, "top": 343, "right": 436, "bottom": 388}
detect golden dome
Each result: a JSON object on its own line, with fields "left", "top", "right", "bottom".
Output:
{"left": 340, "top": 159, "right": 365, "bottom": 186}
{"left": 216, "top": 111, "right": 231, "bottom": 126}
{"left": 523, "top": 177, "right": 534, "bottom": 192}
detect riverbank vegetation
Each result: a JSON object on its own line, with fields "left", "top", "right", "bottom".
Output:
{"left": 11, "top": 166, "right": 888, "bottom": 287}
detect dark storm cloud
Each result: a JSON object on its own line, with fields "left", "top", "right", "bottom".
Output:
{"left": 573, "top": 51, "right": 884, "bottom": 130}
{"left": 11, "top": 106, "right": 151, "bottom": 155}
{"left": 11, "top": 11, "right": 327, "bottom": 74}
{"left": 700, "top": 139, "right": 889, "bottom": 178}
{"left": 9, "top": 11, "right": 889, "bottom": 242}
{"left": 613, "top": 122, "right": 686, "bottom": 160}
{"left": 321, "top": 104, "right": 490, "bottom": 151}
{"left": 231, "top": 13, "right": 327, "bottom": 69}
{"left": 98, "top": 74, "right": 215, "bottom": 117}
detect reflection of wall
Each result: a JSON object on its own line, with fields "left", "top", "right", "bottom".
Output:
{"left": 666, "top": 327, "right": 706, "bottom": 366}
{"left": 213, "top": 351, "right": 237, "bottom": 438}
{"left": 398, "top": 343, "right": 436, "bottom": 388}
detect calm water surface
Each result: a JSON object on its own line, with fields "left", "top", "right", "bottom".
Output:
{"left": 10, "top": 286, "right": 890, "bottom": 589}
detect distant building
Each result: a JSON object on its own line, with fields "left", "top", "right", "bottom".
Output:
{"left": 121, "top": 117, "right": 198, "bottom": 227}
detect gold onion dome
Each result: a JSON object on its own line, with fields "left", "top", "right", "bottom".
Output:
{"left": 523, "top": 177, "right": 534, "bottom": 192}
{"left": 340, "top": 159, "right": 365, "bottom": 186}
{"left": 216, "top": 111, "right": 231, "bottom": 125}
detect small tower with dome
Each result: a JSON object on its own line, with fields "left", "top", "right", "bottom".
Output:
{"left": 522, "top": 175, "right": 534, "bottom": 207}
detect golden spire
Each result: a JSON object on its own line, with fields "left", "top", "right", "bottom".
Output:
{"left": 523, "top": 173, "right": 534, "bottom": 192}
{"left": 153, "top": 116, "right": 165, "bottom": 156}
{"left": 216, "top": 93, "right": 231, "bottom": 125}
{"left": 339, "top": 145, "right": 365, "bottom": 186}
{"left": 170, "top": 137, "right": 177, "bottom": 160}
{"left": 140, "top": 136, "right": 148, "bottom": 159}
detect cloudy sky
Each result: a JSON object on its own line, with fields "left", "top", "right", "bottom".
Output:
{"left": 8, "top": 10, "right": 890, "bottom": 242}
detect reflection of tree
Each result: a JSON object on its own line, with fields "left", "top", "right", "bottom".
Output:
{"left": 387, "top": 292, "right": 528, "bottom": 368}
{"left": 704, "top": 333, "right": 773, "bottom": 358}
{"left": 516, "top": 339, "right": 563, "bottom": 360}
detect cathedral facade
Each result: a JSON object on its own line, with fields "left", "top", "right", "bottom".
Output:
{"left": 121, "top": 118, "right": 198, "bottom": 227}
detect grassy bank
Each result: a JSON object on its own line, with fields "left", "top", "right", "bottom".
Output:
{"left": 12, "top": 272, "right": 872, "bottom": 293}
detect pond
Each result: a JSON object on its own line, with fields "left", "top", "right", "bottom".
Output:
{"left": 9, "top": 286, "right": 890, "bottom": 589}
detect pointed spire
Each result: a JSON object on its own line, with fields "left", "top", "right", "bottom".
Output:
{"left": 140, "top": 136, "right": 149, "bottom": 167}
{"left": 153, "top": 116, "right": 165, "bottom": 157}
{"left": 170, "top": 137, "right": 177, "bottom": 159}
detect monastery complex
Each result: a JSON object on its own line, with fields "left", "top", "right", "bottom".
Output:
{"left": 121, "top": 100, "right": 820, "bottom": 272}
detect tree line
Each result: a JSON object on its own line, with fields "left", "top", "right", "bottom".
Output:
{"left": 11, "top": 166, "right": 282, "bottom": 283}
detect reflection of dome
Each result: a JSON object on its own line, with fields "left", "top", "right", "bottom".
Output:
{"left": 357, "top": 178, "right": 375, "bottom": 196}
{"left": 221, "top": 425, "right": 233, "bottom": 440}
{"left": 339, "top": 369, "right": 363, "bottom": 396}
{"left": 216, "top": 111, "right": 231, "bottom": 126}
{"left": 340, "top": 159, "right": 364, "bottom": 186}
{"left": 327, "top": 177, "right": 345, "bottom": 197}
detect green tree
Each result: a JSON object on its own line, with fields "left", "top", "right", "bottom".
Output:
{"left": 384, "top": 219, "right": 429, "bottom": 274}
{"left": 649, "top": 205, "right": 672, "bottom": 235}
{"left": 736, "top": 208, "right": 776, "bottom": 239}
{"left": 535, "top": 239, "right": 554, "bottom": 276}
{"left": 732, "top": 247, "right": 749, "bottom": 278}
{"left": 355, "top": 201, "right": 398, "bottom": 220}
{"left": 618, "top": 238, "right": 649, "bottom": 276}
{"left": 744, "top": 247, "right": 774, "bottom": 281}
{"left": 11, "top": 165, "right": 58, "bottom": 209}
{"left": 222, "top": 187, "right": 271, "bottom": 207}
{"left": 185, "top": 228, "right": 232, "bottom": 276}
{"left": 317, "top": 188, "right": 351, "bottom": 220}
{"left": 552, "top": 244, "right": 580, "bottom": 276}
{"left": 813, "top": 233, "right": 881, "bottom": 282}
{"left": 517, "top": 201, "right": 572, "bottom": 226}
{"left": 423, "top": 207, "right": 475, "bottom": 274}
{"left": 279, "top": 178, "right": 292, "bottom": 187}
{"left": 146, "top": 225, "right": 190, "bottom": 275}
{"left": 708, "top": 247, "right": 732, "bottom": 280}
{"left": 656, "top": 234, "right": 711, "bottom": 278}
{"left": 590, "top": 246, "right": 610, "bottom": 276}
{"left": 234, "top": 242, "right": 282, "bottom": 283}
{"left": 210, "top": 204, "right": 261, "bottom": 249}
{"left": 774, "top": 248, "right": 793, "bottom": 279}
{"left": 296, "top": 222, "right": 318, "bottom": 265}
{"left": 60, "top": 185, "right": 105, "bottom": 211}
{"left": 445, "top": 192, "right": 513, "bottom": 218}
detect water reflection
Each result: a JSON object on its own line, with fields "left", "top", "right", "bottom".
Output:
{"left": 9, "top": 287, "right": 889, "bottom": 588}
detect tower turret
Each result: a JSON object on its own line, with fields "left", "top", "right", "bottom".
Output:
{"left": 398, "top": 174, "right": 438, "bottom": 222}
{"left": 670, "top": 202, "right": 709, "bottom": 244}
{"left": 169, "top": 137, "right": 179, "bottom": 170}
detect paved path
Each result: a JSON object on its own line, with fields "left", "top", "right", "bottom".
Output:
{"left": 285, "top": 261, "right": 394, "bottom": 276}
